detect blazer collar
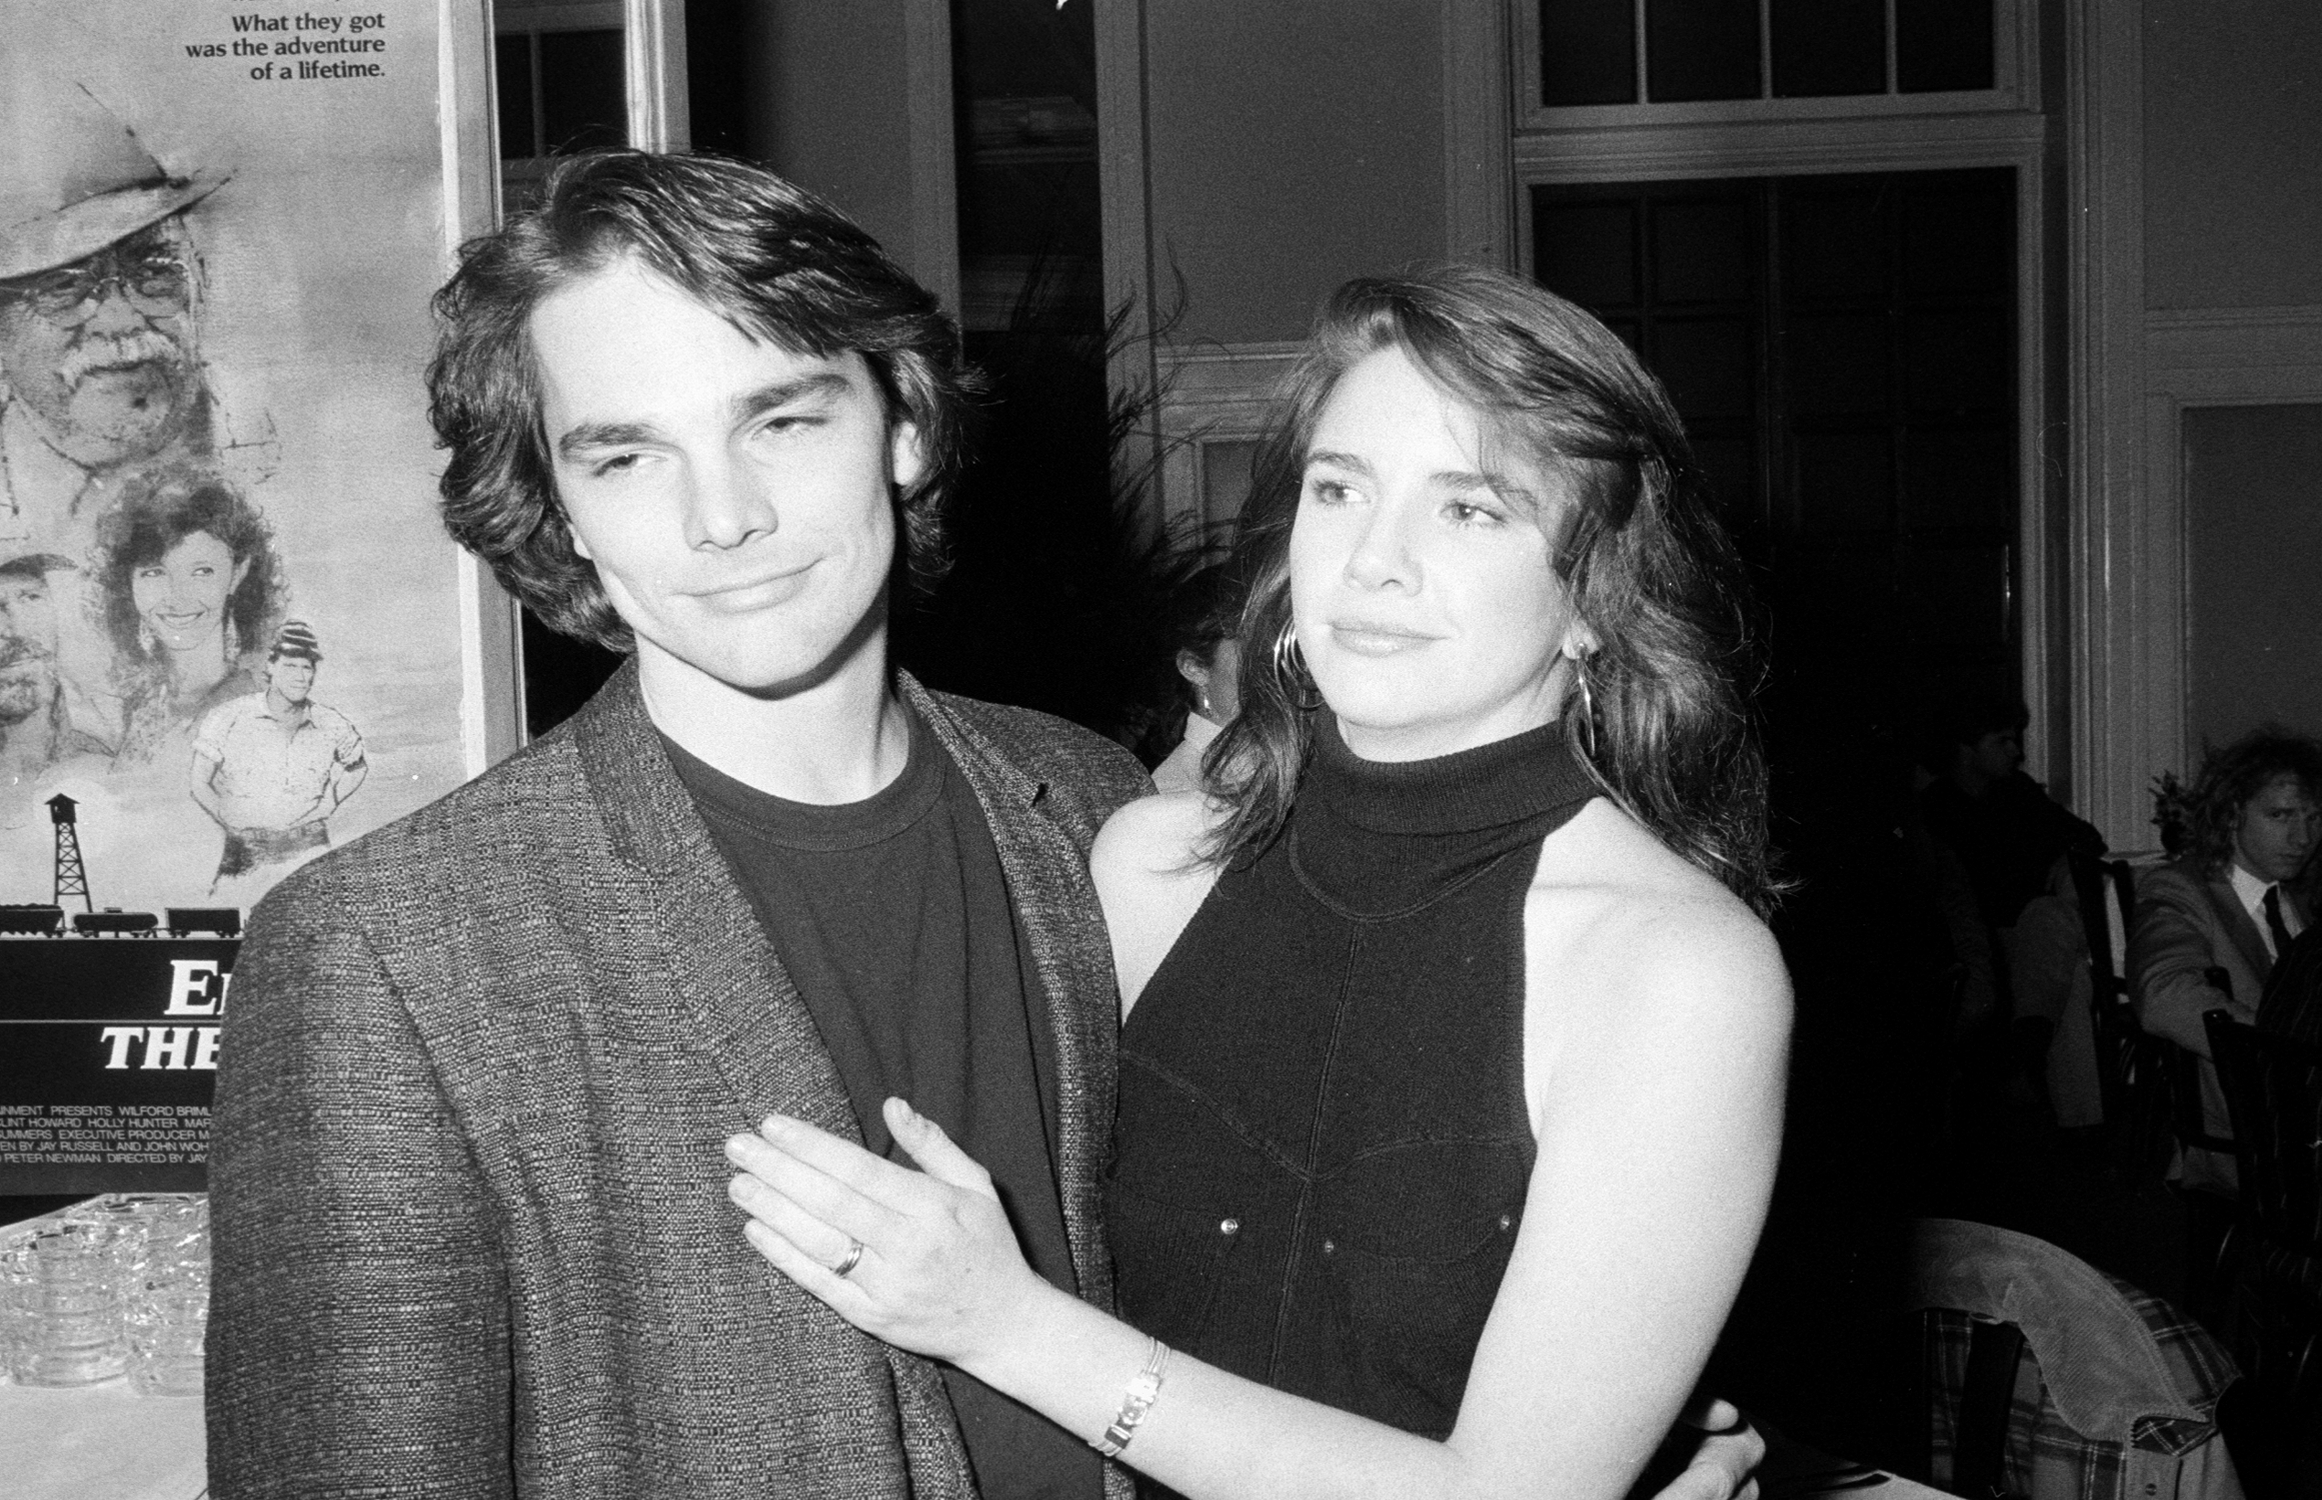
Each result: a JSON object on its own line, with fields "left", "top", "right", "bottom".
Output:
{"left": 570, "top": 661, "right": 1049, "bottom": 874}
{"left": 2201, "top": 865, "right": 2278, "bottom": 980}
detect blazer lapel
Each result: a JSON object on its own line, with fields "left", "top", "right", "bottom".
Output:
{"left": 907, "top": 676, "right": 1121, "bottom": 1310}
{"left": 570, "top": 664, "right": 975, "bottom": 1497}
{"left": 571, "top": 661, "right": 858, "bottom": 1138}
{"left": 2202, "top": 874, "right": 2277, "bottom": 987}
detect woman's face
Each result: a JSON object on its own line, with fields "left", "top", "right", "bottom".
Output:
{"left": 1288, "top": 344, "right": 1588, "bottom": 762}
{"left": 2233, "top": 773, "right": 2321, "bottom": 884}
{"left": 131, "top": 529, "right": 243, "bottom": 655}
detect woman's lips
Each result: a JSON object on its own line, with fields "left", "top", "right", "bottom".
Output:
{"left": 1327, "top": 621, "right": 1437, "bottom": 657}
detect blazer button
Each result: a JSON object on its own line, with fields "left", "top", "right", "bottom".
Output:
{"left": 1321, "top": 1238, "right": 1336, "bottom": 1255}
{"left": 1499, "top": 1213, "right": 1514, "bottom": 1232}
{"left": 1219, "top": 1218, "right": 1239, "bottom": 1236}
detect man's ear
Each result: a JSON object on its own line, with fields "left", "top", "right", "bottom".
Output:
{"left": 890, "top": 420, "right": 929, "bottom": 494}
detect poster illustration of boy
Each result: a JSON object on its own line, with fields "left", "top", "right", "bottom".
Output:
{"left": 190, "top": 619, "right": 364, "bottom": 894}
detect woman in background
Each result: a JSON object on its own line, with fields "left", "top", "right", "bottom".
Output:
{"left": 95, "top": 466, "right": 284, "bottom": 761}
{"left": 1149, "top": 560, "right": 1244, "bottom": 796}
{"left": 728, "top": 266, "right": 1790, "bottom": 1500}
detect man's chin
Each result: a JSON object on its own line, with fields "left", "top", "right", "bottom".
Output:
{"left": 60, "top": 373, "right": 189, "bottom": 452}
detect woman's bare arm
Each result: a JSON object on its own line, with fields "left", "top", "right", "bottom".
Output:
{"left": 728, "top": 803, "right": 1789, "bottom": 1500}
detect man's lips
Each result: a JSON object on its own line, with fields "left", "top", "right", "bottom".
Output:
{"left": 686, "top": 562, "right": 816, "bottom": 613}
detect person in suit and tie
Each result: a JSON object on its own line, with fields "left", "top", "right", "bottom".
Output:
{"left": 2129, "top": 726, "right": 2322, "bottom": 1190}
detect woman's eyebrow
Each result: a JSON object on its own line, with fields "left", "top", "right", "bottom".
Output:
{"left": 1302, "top": 449, "right": 1372, "bottom": 477}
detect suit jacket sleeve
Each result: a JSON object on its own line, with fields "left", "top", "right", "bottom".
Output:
{"left": 207, "top": 871, "right": 514, "bottom": 1498}
{"left": 2128, "top": 865, "right": 2250, "bottom": 1057}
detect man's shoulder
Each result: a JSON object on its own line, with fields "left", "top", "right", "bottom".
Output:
{"left": 254, "top": 725, "right": 599, "bottom": 918}
{"left": 921, "top": 688, "right": 1150, "bottom": 809}
{"left": 2138, "top": 857, "right": 2224, "bottom": 914}
{"left": 193, "top": 691, "right": 266, "bottom": 736}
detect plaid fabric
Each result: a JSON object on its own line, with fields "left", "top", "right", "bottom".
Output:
{"left": 1915, "top": 1220, "right": 2242, "bottom": 1500}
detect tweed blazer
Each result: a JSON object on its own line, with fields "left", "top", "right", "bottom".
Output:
{"left": 207, "top": 663, "right": 1151, "bottom": 1499}
{"left": 2128, "top": 856, "right": 2311, "bottom": 1192}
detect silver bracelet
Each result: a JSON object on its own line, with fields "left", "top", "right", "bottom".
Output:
{"left": 1093, "top": 1336, "right": 1173, "bottom": 1457}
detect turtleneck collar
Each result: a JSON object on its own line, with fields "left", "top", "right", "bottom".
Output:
{"left": 1291, "top": 715, "right": 1600, "bottom": 918}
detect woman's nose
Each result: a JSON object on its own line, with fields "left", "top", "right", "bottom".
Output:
{"left": 1344, "top": 502, "right": 1416, "bottom": 590}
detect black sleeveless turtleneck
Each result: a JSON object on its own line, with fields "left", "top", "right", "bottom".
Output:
{"left": 1107, "top": 718, "right": 1598, "bottom": 1452}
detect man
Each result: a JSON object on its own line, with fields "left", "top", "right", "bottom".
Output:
{"left": 1, "top": 78, "right": 233, "bottom": 760}
{"left": 0, "top": 549, "right": 112, "bottom": 777}
{"left": 209, "top": 153, "right": 1758, "bottom": 1498}
{"left": 189, "top": 619, "right": 367, "bottom": 892}
{"left": 2132, "top": 729, "right": 2322, "bottom": 1182}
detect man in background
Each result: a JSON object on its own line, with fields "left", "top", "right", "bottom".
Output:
{"left": 189, "top": 619, "right": 366, "bottom": 893}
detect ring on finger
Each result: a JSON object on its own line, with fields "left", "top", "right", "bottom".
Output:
{"left": 831, "top": 1238, "right": 865, "bottom": 1278}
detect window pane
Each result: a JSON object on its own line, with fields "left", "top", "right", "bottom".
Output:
{"left": 494, "top": 35, "right": 536, "bottom": 160}
{"left": 538, "top": 28, "right": 627, "bottom": 155}
{"left": 1788, "top": 314, "right": 1890, "bottom": 416}
{"left": 1793, "top": 430, "right": 1893, "bottom": 533}
{"left": 1541, "top": 0, "right": 1639, "bottom": 106}
{"left": 1650, "top": 317, "right": 1755, "bottom": 421}
{"left": 1647, "top": 0, "right": 1760, "bottom": 102}
{"left": 1651, "top": 196, "right": 1752, "bottom": 304}
{"left": 1771, "top": 0, "right": 1886, "bottom": 97}
{"left": 1782, "top": 186, "right": 1887, "bottom": 303}
{"left": 1533, "top": 195, "right": 1640, "bottom": 306}
{"left": 1896, "top": 0, "right": 1993, "bottom": 92}
{"left": 1901, "top": 172, "right": 2012, "bottom": 295}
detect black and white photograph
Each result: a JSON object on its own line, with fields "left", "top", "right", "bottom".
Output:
{"left": 2, "top": 3, "right": 2318, "bottom": 1499}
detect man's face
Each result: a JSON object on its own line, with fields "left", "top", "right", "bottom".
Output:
{"left": 0, "top": 219, "right": 199, "bottom": 465}
{"left": 1966, "top": 729, "right": 2025, "bottom": 785}
{"left": 2233, "top": 773, "right": 2321, "bottom": 885}
{"left": 268, "top": 653, "right": 316, "bottom": 704}
{"left": 0, "top": 568, "right": 60, "bottom": 726}
{"left": 532, "top": 260, "right": 924, "bottom": 698}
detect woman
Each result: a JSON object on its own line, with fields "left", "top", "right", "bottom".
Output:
{"left": 1149, "top": 559, "right": 1244, "bottom": 795}
{"left": 95, "top": 466, "right": 284, "bottom": 760}
{"left": 727, "top": 267, "right": 1790, "bottom": 1499}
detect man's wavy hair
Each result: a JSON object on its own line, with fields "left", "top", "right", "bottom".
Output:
{"left": 1203, "top": 265, "right": 1778, "bottom": 914}
{"left": 2186, "top": 726, "right": 2322, "bottom": 878}
{"left": 427, "top": 151, "right": 975, "bottom": 652}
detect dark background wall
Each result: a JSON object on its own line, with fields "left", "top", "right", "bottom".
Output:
{"left": 2184, "top": 402, "right": 2322, "bottom": 752}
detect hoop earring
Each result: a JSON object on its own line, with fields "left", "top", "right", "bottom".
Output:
{"left": 1270, "top": 620, "right": 1324, "bottom": 712}
{"left": 1570, "top": 660, "right": 1599, "bottom": 761}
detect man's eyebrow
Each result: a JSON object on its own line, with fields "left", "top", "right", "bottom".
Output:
{"left": 555, "top": 420, "right": 660, "bottom": 460}
{"left": 731, "top": 372, "right": 852, "bottom": 423}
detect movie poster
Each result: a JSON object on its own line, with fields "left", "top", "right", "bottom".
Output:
{"left": 0, "top": 0, "right": 487, "bottom": 920}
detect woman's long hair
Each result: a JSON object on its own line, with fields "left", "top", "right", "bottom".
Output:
{"left": 1202, "top": 266, "right": 1779, "bottom": 914}
{"left": 96, "top": 466, "right": 285, "bottom": 680}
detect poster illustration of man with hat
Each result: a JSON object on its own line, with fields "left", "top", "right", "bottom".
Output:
{"left": 0, "top": 1, "right": 488, "bottom": 916}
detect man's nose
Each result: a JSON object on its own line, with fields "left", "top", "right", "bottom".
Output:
{"left": 685, "top": 458, "right": 778, "bottom": 550}
{"left": 80, "top": 280, "right": 150, "bottom": 335}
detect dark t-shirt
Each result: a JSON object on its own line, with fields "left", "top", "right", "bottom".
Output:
{"left": 665, "top": 707, "right": 1100, "bottom": 1500}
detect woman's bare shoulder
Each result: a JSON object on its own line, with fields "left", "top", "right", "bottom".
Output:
{"left": 1527, "top": 801, "right": 1789, "bottom": 1027}
{"left": 1093, "top": 791, "right": 1229, "bottom": 1011}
